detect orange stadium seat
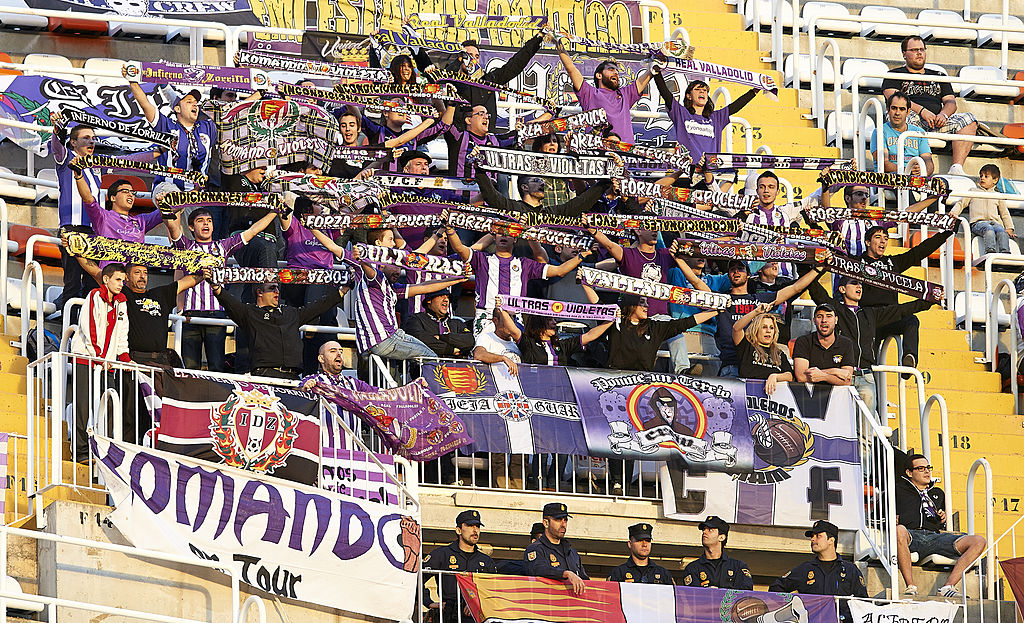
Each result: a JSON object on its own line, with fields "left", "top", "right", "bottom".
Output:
{"left": 909, "top": 230, "right": 965, "bottom": 263}
{"left": 47, "top": 16, "right": 108, "bottom": 35}
{"left": 102, "top": 174, "right": 155, "bottom": 211}
{"left": 0, "top": 52, "right": 20, "bottom": 75}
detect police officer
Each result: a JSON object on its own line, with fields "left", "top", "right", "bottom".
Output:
{"left": 423, "top": 510, "right": 498, "bottom": 622}
{"left": 770, "top": 520, "right": 867, "bottom": 621}
{"left": 498, "top": 523, "right": 545, "bottom": 575}
{"left": 682, "top": 516, "right": 753, "bottom": 590}
{"left": 524, "top": 502, "right": 589, "bottom": 594}
{"left": 608, "top": 523, "right": 674, "bottom": 584}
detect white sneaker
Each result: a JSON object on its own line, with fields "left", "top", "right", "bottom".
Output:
{"left": 947, "top": 164, "right": 966, "bottom": 176}
{"left": 936, "top": 585, "right": 962, "bottom": 598}
{"left": 903, "top": 585, "right": 918, "bottom": 596}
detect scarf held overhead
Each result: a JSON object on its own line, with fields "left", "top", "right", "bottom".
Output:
{"left": 496, "top": 294, "right": 618, "bottom": 321}
{"left": 124, "top": 61, "right": 270, "bottom": 91}
{"left": 577, "top": 266, "right": 731, "bottom": 310}
{"left": 62, "top": 230, "right": 221, "bottom": 272}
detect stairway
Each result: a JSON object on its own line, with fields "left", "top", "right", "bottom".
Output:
{"left": 874, "top": 253, "right": 1024, "bottom": 543}
{"left": 0, "top": 324, "right": 105, "bottom": 526}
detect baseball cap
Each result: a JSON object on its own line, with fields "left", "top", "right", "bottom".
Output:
{"left": 172, "top": 89, "right": 202, "bottom": 107}
{"left": 727, "top": 259, "right": 750, "bottom": 273}
{"left": 837, "top": 275, "right": 862, "bottom": 287}
{"left": 424, "top": 288, "right": 451, "bottom": 301}
{"left": 698, "top": 515, "right": 730, "bottom": 534}
{"left": 628, "top": 522, "right": 654, "bottom": 540}
{"left": 814, "top": 302, "right": 837, "bottom": 315}
{"left": 542, "top": 502, "right": 571, "bottom": 519}
{"left": 456, "top": 509, "right": 484, "bottom": 527}
{"left": 530, "top": 522, "right": 545, "bottom": 539}
{"left": 805, "top": 520, "right": 839, "bottom": 540}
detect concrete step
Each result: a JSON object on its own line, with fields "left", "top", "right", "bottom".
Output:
{"left": 881, "top": 367, "right": 1002, "bottom": 392}
{"left": 935, "top": 411, "right": 1024, "bottom": 435}
{"left": 918, "top": 349, "right": 988, "bottom": 368}
{"left": 886, "top": 388, "right": 1016, "bottom": 413}
{"left": 726, "top": 122, "right": 828, "bottom": 147}
{"left": 0, "top": 391, "right": 28, "bottom": 419}
{"left": 0, "top": 413, "right": 65, "bottom": 437}
{"left": 0, "top": 352, "right": 27, "bottom": 376}
{"left": 0, "top": 373, "right": 27, "bottom": 395}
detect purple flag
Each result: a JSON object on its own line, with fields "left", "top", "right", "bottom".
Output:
{"left": 310, "top": 378, "right": 473, "bottom": 462}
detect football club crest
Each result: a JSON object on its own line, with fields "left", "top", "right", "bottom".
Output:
{"left": 248, "top": 100, "right": 300, "bottom": 139}
{"left": 434, "top": 364, "right": 488, "bottom": 395}
{"left": 209, "top": 387, "right": 298, "bottom": 474}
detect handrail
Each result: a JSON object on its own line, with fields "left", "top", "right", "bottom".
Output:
{"left": 871, "top": 362, "right": 928, "bottom": 450}
{"left": 855, "top": 390, "right": 899, "bottom": 597}
{"left": 922, "top": 393, "right": 954, "bottom": 530}
{"left": 240, "top": 595, "right": 267, "bottom": 623}
{"left": 0, "top": 197, "right": 8, "bottom": 330}
{"left": 991, "top": 278, "right": 1019, "bottom": 412}
{"left": 639, "top": 0, "right": 673, "bottom": 45}
{"left": 812, "top": 38, "right": 842, "bottom": 137}
{"left": 19, "top": 260, "right": 43, "bottom": 359}
{"left": 0, "top": 523, "right": 242, "bottom": 623}
{"left": 96, "top": 387, "right": 123, "bottom": 442}
{"left": 805, "top": 6, "right": 1014, "bottom": 80}
{"left": 855, "top": 97, "right": 886, "bottom": 186}
{"left": 979, "top": 254, "right": 1024, "bottom": 365}
{"left": 0, "top": 6, "right": 230, "bottom": 64}
{"left": 965, "top": 457, "right": 995, "bottom": 599}
{"left": 24, "top": 233, "right": 61, "bottom": 272}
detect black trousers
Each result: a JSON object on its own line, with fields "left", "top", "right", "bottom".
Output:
{"left": 876, "top": 314, "right": 920, "bottom": 362}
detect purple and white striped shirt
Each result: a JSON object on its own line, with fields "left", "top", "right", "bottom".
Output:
{"left": 52, "top": 136, "right": 99, "bottom": 227}
{"left": 354, "top": 267, "right": 409, "bottom": 353}
{"left": 173, "top": 233, "right": 246, "bottom": 312}
{"left": 468, "top": 251, "right": 549, "bottom": 312}
{"left": 746, "top": 205, "right": 796, "bottom": 278}
{"left": 302, "top": 372, "right": 377, "bottom": 445}
{"left": 832, "top": 219, "right": 880, "bottom": 257}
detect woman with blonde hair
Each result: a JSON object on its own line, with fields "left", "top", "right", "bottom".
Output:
{"left": 732, "top": 302, "right": 793, "bottom": 394}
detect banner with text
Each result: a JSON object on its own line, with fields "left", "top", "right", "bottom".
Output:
{"left": 92, "top": 436, "right": 420, "bottom": 619}
{"left": 457, "top": 574, "right": 839, "bottom": 623}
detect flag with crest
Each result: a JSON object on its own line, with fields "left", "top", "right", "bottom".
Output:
{"left": 214, "top": 98, "right": 340, "bottom": 173}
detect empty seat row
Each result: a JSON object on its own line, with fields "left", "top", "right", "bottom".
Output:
{"left": 786, "top": 56, "right": 1020, "bottom": 100}
{"left": 746, "top": 2, "right": 1024, "bottom": 47}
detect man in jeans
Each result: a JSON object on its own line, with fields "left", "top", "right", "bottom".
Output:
{"left": 166, "top": 206, "right": 277, "bottom": 371}
{"left": 896, "top": 454, "right": 987, "bottom": 597}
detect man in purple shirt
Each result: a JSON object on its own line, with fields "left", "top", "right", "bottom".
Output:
{"left": 70, "top": 169, "right": 164, "bottom": 256}
{"left": 165, "top": 206, "right": 277, "bottom": 372}
{"left": 557, "top": 44, "right": 652, "bottom": 142}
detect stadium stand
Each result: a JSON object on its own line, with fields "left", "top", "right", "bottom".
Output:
{"left": 0, "top": 0, "right": 1022, "bottom": 620}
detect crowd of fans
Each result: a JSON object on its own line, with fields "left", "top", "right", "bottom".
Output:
{"left": 42, "top": 27, "right": 1005, "bottom": 602}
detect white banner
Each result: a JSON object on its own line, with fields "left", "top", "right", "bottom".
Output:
{"left": 660, "top": 384, "right": 863, "bottom": 530}
{"left": 847, "top": 599, "right": 958, "bottom": 623}
{"left": 92, "top": 435, "right": 420, "bottom": 620}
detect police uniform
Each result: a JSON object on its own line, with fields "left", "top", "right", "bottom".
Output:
{"left": 681, "top": 553, "right": 753, "bottom": 590}
{"left": 423, "top": 510, "right": 498, "bottom": 615}
{"left": 683, "top": 515, "right": 754, "bottom": 590}
{"left": 770, "top": 521, "right": 867, "bottom": 623}
{"left": 524, "top": 503, "right": 590, "bottom": 580}
{"left": 608, "top": 523, "right": 674, "bottom": 585}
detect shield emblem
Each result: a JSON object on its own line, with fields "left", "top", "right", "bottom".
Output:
{"left": 209, "top": 388, "right": 298, "bottom": 474}
{"left": 435, "top": 365, "right": 486, "bottom": 395}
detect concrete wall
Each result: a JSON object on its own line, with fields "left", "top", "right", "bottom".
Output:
{"left": 37, "top": 499, "right": 391, "bottom": 623}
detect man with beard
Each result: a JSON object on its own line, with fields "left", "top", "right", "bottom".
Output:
{"left": 422, "top": 510, "right": 497, "bottom": 623}
{"left": 300, "top": 341, "right": 375, "bottom": 392}
{"left": 113, "top": 264, "right": 202, "bottom": 368}
{"left": 556, "top": 48, "right": 651, "bottom": 142}
{"left": 793, "top": 303, "right": 856, "bottom": 386}
{"left": 608, "top": 523, "right": 674, "bottom": 584}
{"left": 525, "top": 503, "right": 589, "bottom": 594}
{"left": 682, "top": 516, "right": 753, "bottom": 589}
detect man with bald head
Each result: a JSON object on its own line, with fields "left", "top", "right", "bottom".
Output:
{"left": 301, "top": 340, "right": 375, "bottom": 392}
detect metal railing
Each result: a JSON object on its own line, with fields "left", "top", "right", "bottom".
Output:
{"left": 977, "top": 254, "right": 1024, "bottom": 366}
{"left": 962, "top": 513, "right": 1024, "bottom": 623}
{"left": 991, "top": 278, "right": 1019, "bottom": 412}
{"left": 0, "top": 197, "right": 8, "bottom": 331}
{"left": 964, "top": 458, "right": 996, "bottom": 599}
{"left": 856, "top": 392, "right": 898, "bottom": 596}
{"left": 0, "top": 524, "right": 263, "bottom": 623}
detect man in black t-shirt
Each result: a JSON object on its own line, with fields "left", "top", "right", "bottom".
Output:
{"left": 880, "top": 35, "right": 977, "bottom": 174}
{"left": 122, "top": 264, "right": 202, "bottom": 367}
{"left": 793, "top": 302, "right": 856, "bottom": 386}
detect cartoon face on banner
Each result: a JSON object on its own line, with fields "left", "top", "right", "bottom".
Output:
{"left": 209, "top": 387, "right": 298, "bottom": 474}
{"left": 577, "top": 370, "right": 752, "bottom": 470}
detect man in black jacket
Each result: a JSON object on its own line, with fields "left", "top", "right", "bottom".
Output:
{"left": 423, "top": 509, "right": 497, "bottom": 623}
{"left": 211, "top": 280, "right": 347, "bottom": 379}
{"left": 474, "top": 166, "right": 610, "bottom": 217}
{"left": 681, "top": 516, "right": 753, "bottom": 590}
{"left": 402, "top": 289, "right": 474, "bottom": 358}
{"left": 417, "top": 35, "right": 544, "bottom": 130}
{"left": 771, "top": 520, "right": 867, "bottom": 621}
{"left": 608, "top": 523, "right": 674, "bottom": 584}
{"left": 807, "top": 274, "right": 935, "bottom": 413}
{"left": 858, "top": 224, "right": 955, "bottom": 369}
{"left": 895, "top": 454, "right": 986, "bottom": 598}
{"left": 524, "top": 502, "right": 589, "bottom": 594}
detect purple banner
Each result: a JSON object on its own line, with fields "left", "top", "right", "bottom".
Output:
{"left": 309, "top": 378, "right": 473, "bottom": 462}
{"left": 126, "top": 61, "right": 270, "bottom": 91}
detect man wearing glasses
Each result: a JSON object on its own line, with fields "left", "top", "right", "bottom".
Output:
{"left": 881, "top": 36, "right": 978, "bottom": 176}
{"left": 69, "top": 172, "right": 165, "bottom": 256}
{"left": 895, "top": 454, "right": 987, "bottom": 598}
